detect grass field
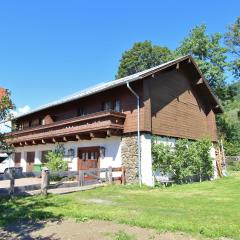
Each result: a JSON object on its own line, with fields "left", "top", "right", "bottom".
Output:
{"left": 1, "top": 172, "right": 240, "bottom": 239}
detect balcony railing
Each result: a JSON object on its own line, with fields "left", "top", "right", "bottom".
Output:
{"left": 8, "top": 111, "right": 126, "bottom": 146}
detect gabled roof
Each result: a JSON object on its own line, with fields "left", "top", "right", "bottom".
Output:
{"left": 15, "top": 55, "right": 223, "bottom": 119}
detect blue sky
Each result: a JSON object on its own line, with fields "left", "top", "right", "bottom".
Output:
{"left": 0, "top": 0, "right": 239, "bottom": 112}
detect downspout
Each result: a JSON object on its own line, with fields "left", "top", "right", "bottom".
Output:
{"left": 126, "top": 82, "right": 142, "bottom": 187}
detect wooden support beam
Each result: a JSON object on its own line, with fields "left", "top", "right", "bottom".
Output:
{"left": 32, "top": 140, "right": 36, "bottom": 145}
{"left": 42, "top": 139, "right": 45, "bottom": 144}
{"left": 151, "top": 73, "right": 155, "bottom": 78}
{"left": 90, "top": 132, "right": 94, "bottom": 138}
{"left": 20, "top": 142, "right": 23, "bottom": 146}
{"left": 176, "top": 63, "right": 180, "bottom": 70}
{"left": 63, "top": 136, "right": 67, "bottom": 142}
{"left": 24, "top": 141, "right": 28, "bottom": 146}
{"left": 188, "top": 58, "right": 191, "bottom": 64}
{"left": 52, "top": 138, "right": 56, "bottom": 143}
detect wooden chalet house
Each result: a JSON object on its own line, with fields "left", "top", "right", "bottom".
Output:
{"left": 8, "top": 55, "right": 223, "bottom": 186}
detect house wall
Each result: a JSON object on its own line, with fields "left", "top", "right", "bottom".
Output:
{"left": 12, "top": 136, "right": 122, "bottom": 177}
{"left": 121, "top": 133, "right": 154, "bottom": 186}
{"left": 145, "top": 68, "right": 218, "bottom": 141}
{"left": 140, "top": 133, "right": 154, "bottom": 186}
{"left": 15, "top": 81, "right": 146, "bottom": 134}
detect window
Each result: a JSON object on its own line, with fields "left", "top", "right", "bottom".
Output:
{"left": 114, "top": 100, "right": 121, "bottom": 112}
{"left": 14, "top": 152, "right": 21, "bottom": 163}
{"left": 102, "top": 100, "right": 121, "bottom": 112}
{"left": 41, "top": 118, "right": 46, "bottom": 125}
{"left": 77, "top": 107, "right": 86, "bottom": 116}
{"left": 103, "top": 101, "right": 113, "bottom": 111}
{"left": 26, "top": 152, "right": 35, "bottom": 163}
{"left": 41, "top": 151, "right": 49, "bottom": 163}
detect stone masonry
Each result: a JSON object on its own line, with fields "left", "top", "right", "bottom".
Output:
{"left": 121, "top": 134, "right": 138, "bottom": 184}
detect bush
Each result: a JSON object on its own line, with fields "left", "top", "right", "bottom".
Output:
{"left": 152, "top": 138, "right": 213, "bottom": 184}
{"left": 227, "top": 161, "right": 240, "bottom": 171}
{"left": 46, "top": 144, "right": 68, "bottom": 172}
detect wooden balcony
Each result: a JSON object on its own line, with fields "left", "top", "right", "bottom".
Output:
{"left": 8, "top": 111, "right": 126, "bottom": 147}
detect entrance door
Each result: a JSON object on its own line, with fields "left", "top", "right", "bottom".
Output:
{"left": 26, "top": 152, "right": 35, "bottom": 172}
{"left": 78, "top": 147, "right": 100, "bottom": 179}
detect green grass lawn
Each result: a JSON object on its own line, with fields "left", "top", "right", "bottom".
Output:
{"left": 1, "top": 172, "right": 240, "bottom": 239}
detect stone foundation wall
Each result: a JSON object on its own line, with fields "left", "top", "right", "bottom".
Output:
{"left": 121, "top": 134, "right": 138, "bottom": 184}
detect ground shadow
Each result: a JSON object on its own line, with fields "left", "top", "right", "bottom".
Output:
{"left": 0, "top": 195, "right": 63, "bottom": 240}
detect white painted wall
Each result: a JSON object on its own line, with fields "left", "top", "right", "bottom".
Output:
{"left": 12, "top": 136, "right": 122, "bottom": 177}
{"left": 140, "top": 133, "right": 154, "bottom": 187}
{"left": 210, "top": 145, "right": 218, "bottom": 179}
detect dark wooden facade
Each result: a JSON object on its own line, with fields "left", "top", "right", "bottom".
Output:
{"left": 9, "top": 57, "right": 222, "bottom": 145}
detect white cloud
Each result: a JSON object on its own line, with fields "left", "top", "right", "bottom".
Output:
{"left": 18, "top": 105, "right": 31, "bottom": 115}
{"left": 0, "top": 105, "right": 31, "bottom": 133}
{"left": 12, "top": 105, "right": 31, "bottom": 117}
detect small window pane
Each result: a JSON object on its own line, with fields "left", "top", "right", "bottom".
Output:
{"left": 115, "top": 100, "right": 121, "bottom": 112}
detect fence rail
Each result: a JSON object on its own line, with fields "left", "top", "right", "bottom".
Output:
{"left": 225, "top": 156, "right": 240, "bottom": 163}
{"left": 0, "top": 166, "right": 126, "bottom": 197}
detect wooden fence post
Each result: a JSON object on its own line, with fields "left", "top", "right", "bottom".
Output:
{"left": 121, "top": 166, "right": 126, "bottom": 185}
{"left": 79, "top": 170, "right": 84, "bottom": 186}
{"left": 108, "top": 166, "right": 112, "bottom": 185}
{"left": 41, "top": 168, "right": 49, "bottom": 196}
{"left": 8, "top": 168, "right": 15, "bottom": 198}
{"left": 105, "top": 169, "right": 108, "bottom": 183}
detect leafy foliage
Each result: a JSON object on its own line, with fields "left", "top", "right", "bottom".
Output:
{"left": 217, "top": 81, "right": 240, "bottom": 155}
{"left": 176, "top": 24, "right": 228, "bottom": 99}
{"left": 152, "top": 138, "right": 213, "bottom": 183}
{"left": 46, "top": 143, "right": 68, "bottom": 171}
{"left": 0, "top": 89, "right": 15, "bottom": 152}
{"left": 227, "top": 160, "right": 240, "bottom": 171}
{"left": 116, "top": 41, "right": 176, "bottom": 79}
{"left": 225, "top": 16, "right": 240, "bottom": 78}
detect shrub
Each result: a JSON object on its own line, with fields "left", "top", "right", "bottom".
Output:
{"left": 227, "top": 161, "right": 240, "bottom": 171}
{"left": 46, "top": 144, "right": 68, "bottom": 172}
{"left": 152, "top": 138, "right": 213, "bottom": 184}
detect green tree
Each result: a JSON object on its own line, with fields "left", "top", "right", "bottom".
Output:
{"left": 0, "top": 89, "right": 15, "bottom": 152}
{"left": 225, "top": 16, "right": 240, "bottom": 79}
{"left": 176, "top": 24, "right": 228, "bottom": 99}
{"left": 46, "top": 144, "right": 68, "bottom": 171}
{"left": 116, "top": 41, "right": 176, "bottom": 79}
{"left": 217, "top": 82, "right": 240, "bottom": 155}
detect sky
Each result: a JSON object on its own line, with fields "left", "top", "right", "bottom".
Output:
{"left": 0, "top": 0, "right": 239, "bottom": 113}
